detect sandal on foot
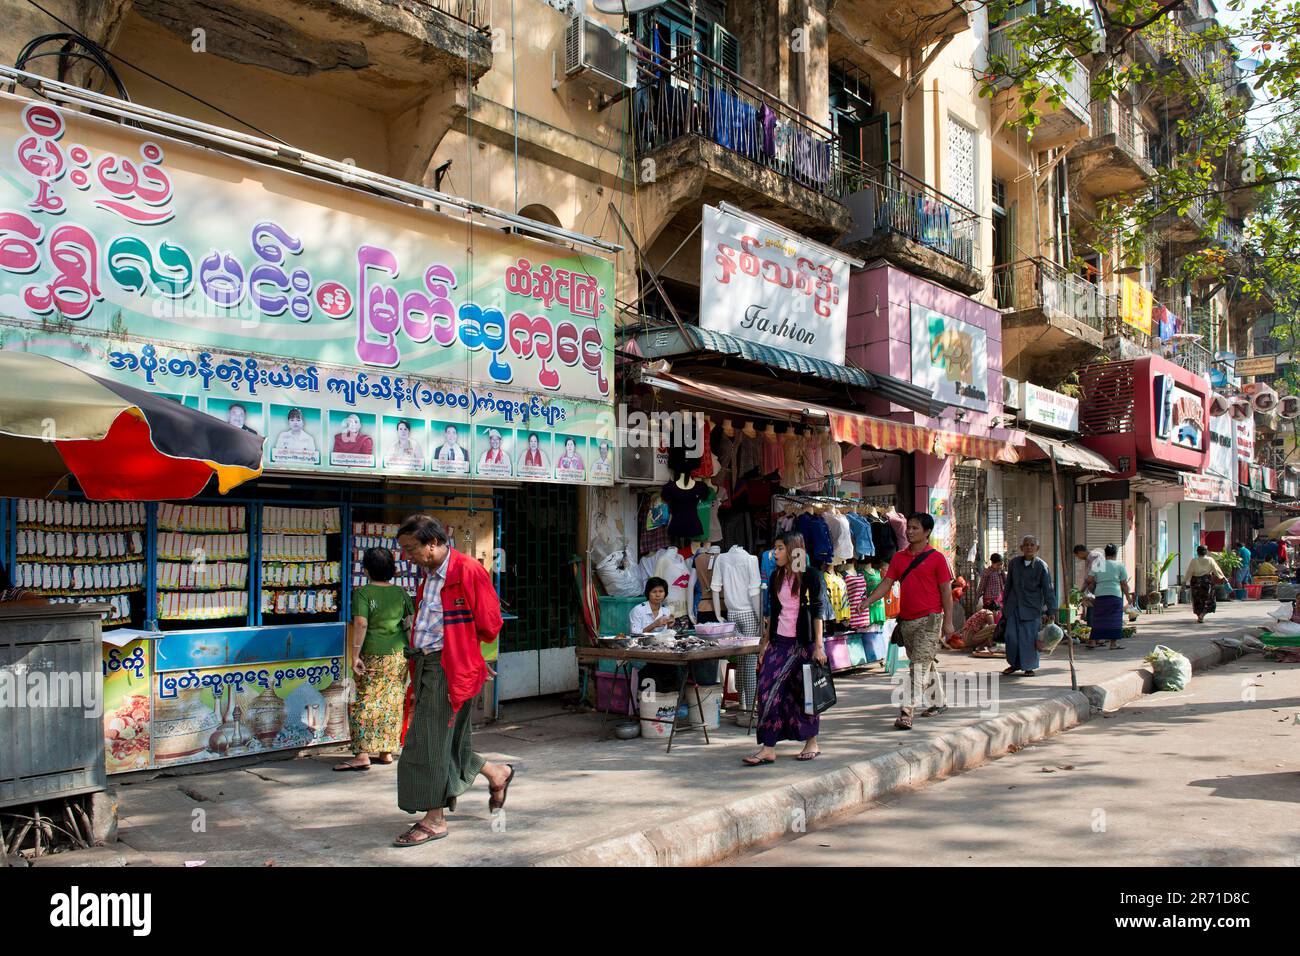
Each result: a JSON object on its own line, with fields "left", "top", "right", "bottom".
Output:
{"left": 894, "top": 715, "right": 913, "bottom": 731}
{"left": 742, "top": 754, "right": 775, "bottom": 766}
{"left": 796, "top": 750, "right": 821, "bottom": 761}
{"left": 922, "top": 705, "right": 948, "bottom": 717}
{"left": 333, "top": 761, "right": 370, "bottom": 772}
{"left": 1109, "top": 644, "right": 1126, "bottom": 651}
{"left": 489, "top": 764, "right": 515, "bottom": 812}
{"left": 1002, "top": 667, "right": 1019, "bottom": 675}
{"left": 392, "top": 820, "right": 447, "bottom": 847}
{"left": 1022, "top": 670, "right": 1036, "bottom": 677}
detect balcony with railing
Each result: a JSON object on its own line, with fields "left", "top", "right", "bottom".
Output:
{"left": 994, "top": 258, "right": 1109, "bottom": 380}
{"left": 1168, "top": 337, "right": 1212, "bottom": 379}
{"left": 631, "top": 46, "right": 855, "bottom": 243}
{"left": 1152, "top": 184, "right": 1208, "bottom": 242}
{"left": 841, "top": 164, "right": 984, "bottom": 294}
{"left": 986, "top": 20, "right": 1092, "bottom": 148}
{"left": 1072, "top": 97, "right": 1155, "bottom": 197}
{"left": 1147, "top": 22, "right": 1230, "bottom": 89}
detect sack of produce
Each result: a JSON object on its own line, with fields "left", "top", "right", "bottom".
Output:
{"left": 1144, "top": 644, "right": 1192, "bottom": 692}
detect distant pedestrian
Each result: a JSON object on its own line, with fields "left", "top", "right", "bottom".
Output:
{"left": 745, "top": 532, "right": 826, "bottom": 765}
{"left": 1003, "top": 535, "right": 1056, "bottom": 676}
{"left": 1235, "top": 542, "right": 1253, "bottom": 588}
{"left": 860, "top": 512, "right": 955, "bottom": 730}
{"left": 392, "top": 514, "right": 514, "bottom": 847}
{"left": 1073, "top": 543, "right": 1103, "bottom": 625}
{"left": 977, "top": 553, "right": 1006, "bottom": 611}
{"left": 1084, "top": 544, "right": 1131, "bottom": 650}
{"left": 1185, "top": 546, "right": 1227, "bottom": 623}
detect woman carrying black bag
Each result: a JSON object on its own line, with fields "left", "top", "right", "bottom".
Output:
{"left": 743, "top": 532, "right": 827, "bottom": 766}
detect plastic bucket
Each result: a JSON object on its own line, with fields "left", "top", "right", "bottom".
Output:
{"left": 638, "top": 690, "right": 678, "bottom": 742}
{"left": 1245, "top": 585, "right": 1263, "bottom": 600}
{"left": 1234, "top": 588, "right": 1249, "bottom": 600}
{"left": 682, "top": 684, "right": 722, "bottom": 729}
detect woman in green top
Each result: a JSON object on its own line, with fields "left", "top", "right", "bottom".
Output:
{"left": 335, "top": 547, "right": 414, "bottom": 771}
{"left": 1083, "top": 544, "right": 1132, "bottom": 650}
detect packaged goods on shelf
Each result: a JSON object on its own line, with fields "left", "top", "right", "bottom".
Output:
{"left": 157, "top": 502, "right": 247, "bottom": 532}
{"left": 156, "top": 560, "right": 249, "bottom": 591}
{"left": 261, "top": 533, "right": 327, "bottom": 562}
{"left": 350, "top": 523, "right": 420, "bottom": 595}
{"left": 262, "top": 560, "right": 341, "bottom": 587}
{"left": 47, "top": 594, "right": 132, "bottom": 625}
{"left": 16, "top": 529, "right": 145, "bottom": 560}
{"left": 17, "top": 498, "right": 145, "bottom": 528}
{"left": 157, "top": 531, "right": 250, "bottom": 562}
{"left": 157, "top": 589, "right": 250, "bottom": 621}
{"left": 260, "top": 588, "right": 338, "bottom": 615}
{"left": 16, "top": 560, "right": 146, "bottom": 595}
{"left": 262, "top": 506, "right": 341, "bottom": 535}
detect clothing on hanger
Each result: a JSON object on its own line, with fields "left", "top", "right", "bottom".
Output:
{"left": 844, "top": 568, "right": 870, "bottom": 630}
{"left": 736, "top": 430, "right": 762, "bottom": 480}
{"left": 779, "top": 430, "right": 804, "bottom": 489}
{"left": 762, "top": 430, "right": 784, "bottom": 478}
{"left": 638, "top": 493, "right": 671, "bottom": 557}
{"left": 800, "top": 432, "right": 825, "bottom": 489}
{"left": 870, "top": 514, "right": 898, "bottom": 562}
{"left": 844, "top": 510, "right": 875, "bottom": 559}
{"left": 861, "top": 563, "right": 887, "bottom": 626}
{"left": 887, "top": 509, "right": 908, "bottom": 552}
{"left": 821, "top": 433, "right": 843, "bottom": 480}
{"left": 795, "top": 510, "right": 834, "bottom": 564}
{"left": 826, "top": 509, "right": 854, "bottom": 563}
{"left": 693, "top": 546, "right": 721, "bottom": 621}
{"left": 689, "top": 420, "right": 715, "bottom": 478}
{"left": 661, "top": 478, "right": 708, "bottom": 539}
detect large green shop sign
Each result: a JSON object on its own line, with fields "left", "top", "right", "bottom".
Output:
{"left": 0, "top": 93, "right": 616, "bottom": 484}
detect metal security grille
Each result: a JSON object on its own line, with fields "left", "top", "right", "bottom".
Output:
{"left": 495, "top": 484, "right": 581, "bottom": 654}
{"left": 1079, "top": 362, "right": 1136, "bottom": 435}
{"left": 952, "top": 465, "right": 984, "bottom": 613}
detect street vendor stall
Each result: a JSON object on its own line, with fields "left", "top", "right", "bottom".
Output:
{"left": 578, "top": 636, "right": 761, "bottom": 752}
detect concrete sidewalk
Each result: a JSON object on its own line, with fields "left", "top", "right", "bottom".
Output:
{"left": 59, "top": 600, "right": 1277, "bottom": 867}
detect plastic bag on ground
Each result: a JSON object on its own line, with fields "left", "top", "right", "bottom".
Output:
{"left": 1144, "top": 644, "right": 1192, "bottom": 692}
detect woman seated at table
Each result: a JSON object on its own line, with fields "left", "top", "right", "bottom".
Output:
{"left": 629, "top": 577, "right": 675, "bottom": 635}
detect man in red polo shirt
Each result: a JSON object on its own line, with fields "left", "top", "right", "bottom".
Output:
{"left": 860, "top": 511, "right": 955, "bottom": 730}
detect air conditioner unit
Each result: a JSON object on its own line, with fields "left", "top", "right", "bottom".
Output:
{"left": 563, "top": 13, "right": 635, "bottom": 96}
{"left": 1002, "top": 375, "right": 1021, "bottom": 410}
{"left": 618, "top": 430, "right": 658, "bottom": 484}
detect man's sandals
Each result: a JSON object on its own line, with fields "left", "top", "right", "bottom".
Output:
{"left": 393, "top": 819, "right": 447, "bottom": 847}
{"left": 489, "top": 764, "right": 515, "bottom": 812}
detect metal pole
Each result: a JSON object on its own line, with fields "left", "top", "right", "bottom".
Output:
{"left": 1049, "top": 449, "right": 1078, "bottom": 691}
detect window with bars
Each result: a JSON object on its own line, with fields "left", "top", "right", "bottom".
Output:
{"left": 495, "top": 484, "right": 582, "bottom": 654}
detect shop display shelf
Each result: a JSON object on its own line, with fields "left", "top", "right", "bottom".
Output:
{"left": 14, "top": 553, "right": 145, "bottom": 564}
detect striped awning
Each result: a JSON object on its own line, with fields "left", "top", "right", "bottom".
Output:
{"left": 826, "top": 412, "right": 934, "bottom": 455}
{"left": 642, "top": 369, "right": 1022, "bottom": 463}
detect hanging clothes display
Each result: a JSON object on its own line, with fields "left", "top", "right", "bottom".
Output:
{"left": 693, "top": 546, "right": 721, "bottom": 622}
{"left": 844, "top": 511, "right": 875, "bottom": 559}
{"left": 689, "top": 420, "right": 715, "bottom": 479}
{"left": 762, "top": 429, "right": 784, "bottom": 478}
{"left": 825, "top": 509, "right": 854, "bottom": 563}
{"left": 779, "top": 430, "right": 804, "bottom": 489}
{"left": 660, "top": 479, "right": 708, "bottom": 540}
{"left": 870, "top": 514, "right": 898, "bottom": 563}
{"left": 800, "top": 432, "right": 825, "bottom": 491}
{"left": 862, "top": 563, "right": 887, "bottom": 625}
{"left": 820, "top": 432, "right": 843, "bottom": 481}
{"left": 823, "top": 569, "right": 849, "bottom": 624}
{"left": 736, "top": 430, "right": 762, "bottom": 481}
{"left": 638, "top": 492, "right": 671, "bottom": 557}
{"left": 795, "top": 510, "right": 834, "bottom": 564}
{"left": 887, "top": 509, "right": 908, "bottom": 552}
{"left": 844, "top": 568, "right": 870, "bottom": 630}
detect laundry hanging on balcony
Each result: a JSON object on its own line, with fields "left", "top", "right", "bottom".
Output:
{"left": 1119, "top": 275, "right": 1153, "bottom": 335}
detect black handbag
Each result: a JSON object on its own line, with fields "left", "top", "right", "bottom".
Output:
{"left": 802, "top": 659, "right": 837, "bottom": 715}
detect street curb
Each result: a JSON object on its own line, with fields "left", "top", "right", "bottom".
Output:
{"left": 539, "top": 639, "right": 1243, "bottom": 867}
{"left": 1078, "top": 638, "right": 1235, "bottom": 713}
{"left": 537, "top": 689, "right": 1093, "bottom": 868}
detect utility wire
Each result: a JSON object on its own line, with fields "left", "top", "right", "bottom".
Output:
{"left": 22, "top": 0, "right": 290, "bottom": 144}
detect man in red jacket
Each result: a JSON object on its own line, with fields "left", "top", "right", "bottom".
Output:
{"left": 392, "top": 514, "right": 515, "bottom": 847}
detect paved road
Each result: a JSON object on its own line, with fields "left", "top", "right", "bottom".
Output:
{"left": 733, "top": 655, "right": 1300, "bottom": 867}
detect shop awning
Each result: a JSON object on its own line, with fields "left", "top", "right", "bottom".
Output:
{"left": 631, "top": 325, "right": 945, "bottom": 416}
{"left": 1021, "top": 434, "right": 1118, "bottom": 474}
{"left": 641, "top": 369, "right": 1021, "bottom": 463}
